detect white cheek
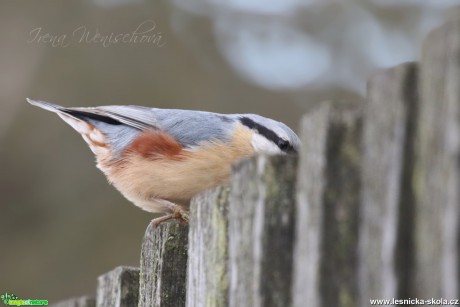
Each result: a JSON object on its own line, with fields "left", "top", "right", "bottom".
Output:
{"left": 251, "top": 134, "right": 282, "bottom": 155}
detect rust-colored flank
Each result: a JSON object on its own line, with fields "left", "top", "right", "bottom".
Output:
{"left": 124, "top": 130, "right": 183, "bottom": 159}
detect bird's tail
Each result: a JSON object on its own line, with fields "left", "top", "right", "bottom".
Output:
{"left": 27, "top": 98, "right": 114, "bottom": 155}
{"left": 27, "top": 98, "right": 157, "bottom": 130}
{"left": 27, "top": 98, "right": 68, "bottom": 115}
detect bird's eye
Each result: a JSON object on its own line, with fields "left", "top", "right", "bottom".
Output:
{"left": 277, "top": 139, "right": 291, "bottom": 151}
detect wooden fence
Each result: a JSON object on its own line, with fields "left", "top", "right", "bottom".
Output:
{"left": 51, "top": 15, "right": 460, "bottom": 307}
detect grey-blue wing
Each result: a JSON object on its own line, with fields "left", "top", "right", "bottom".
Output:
{"left": 77, "top": 105, "right": 236, "bottom": 148}
{"left": 146, "top": 108, "right": 235, "bottom": 147}
{"left": 73, "top": 105, "right": 160, "bottom": 131}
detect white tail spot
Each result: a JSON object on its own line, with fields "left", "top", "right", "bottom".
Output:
{"left": 58, "top": 113, "right": 109, "bottom": 155}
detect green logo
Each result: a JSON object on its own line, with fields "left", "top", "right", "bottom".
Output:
{"left": 1, "top": 293, "right": 48, "bottom": 306}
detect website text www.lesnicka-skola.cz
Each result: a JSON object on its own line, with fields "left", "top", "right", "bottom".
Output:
{"left": 370, "top": 298, "right": 460, "bottom": 305}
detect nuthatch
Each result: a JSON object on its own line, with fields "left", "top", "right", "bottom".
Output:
{"left": 27, "top": 99, "right": 300, "bottom": 226}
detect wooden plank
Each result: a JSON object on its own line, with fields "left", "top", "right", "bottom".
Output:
{"left": 96, "top": 266, "right": 139, "bottom": 307}
{"left": 292, "top": 103, "right": 362, "bottom": 307}
{"left": 359, "top": 63, "right": 418, "bottom": 304}
{"left": 139, "top": 223, "right": 188, "bottom": 307}
{"left": 228, "top": 155, "right": 297, "bottom": 307}
{"left": 51, "top": 296, "right": 96, "bottom": 307}
{"left": 414, "top": 17, "right": 460, "bottom": 299}
{"left": 186, "top": 186, "right": 230, "bottom": 307}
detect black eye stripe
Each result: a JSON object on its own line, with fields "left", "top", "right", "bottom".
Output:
{"left": 239, "top": 117, "right": 295, "bottom": 153}
{"left": 277, "top": 139, "right": 290, "bottom": 150}
{"left": 240, "top": 117, "right": 277, "bottom": 143}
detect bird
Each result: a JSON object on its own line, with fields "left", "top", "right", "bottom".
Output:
{"left": 27, "top": 98, "right": 300, "bottom": 227}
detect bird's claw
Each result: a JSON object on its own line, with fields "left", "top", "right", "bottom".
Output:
{"left": 150, "top": 203, "right": 189, "bottom": 228}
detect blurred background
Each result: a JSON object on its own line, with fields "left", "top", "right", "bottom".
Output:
{"left": 0, "top": 0, "right": 459, "bottom": 302}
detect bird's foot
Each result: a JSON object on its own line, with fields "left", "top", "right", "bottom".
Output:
{"left": 151, "top": 214, "right": 174, "bottom": 228}
{"left": 150, "top": 201, "right": 189, "bottom": 228}
{"left": 172, "top": 206, "right": 189, "bottom": 225}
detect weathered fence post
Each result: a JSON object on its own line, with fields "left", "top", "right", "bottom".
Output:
{"left": 359, "top": 63, "right": 418, "bottom": 304}
{"left": 414, "top": 17, "right": 460, "bottom": 299}
{"left": 96, "top": 266, "right": 140, "bottom": 307}
{"left": 292, "top": 103, "right": 362, "bottom": 307}
{"left": 139, "top": 223, "right": 189, "bottom": 307}
{"left": 186, "top": 187, "right": 230, "bottom": 307}
{"left": 228, "top": 155, "right": 297, "bottom": 307}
